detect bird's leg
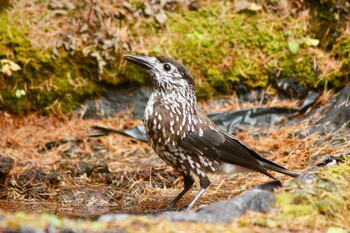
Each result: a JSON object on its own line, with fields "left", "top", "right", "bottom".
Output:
{"left": 164, "top": 175, "right": 194, "bottom": 211}
{"left": 186, "top": 175, "right": 210, "bottom": 211}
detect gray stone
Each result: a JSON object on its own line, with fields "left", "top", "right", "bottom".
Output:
{"left": 78, "top": 85, "right": 152, "bottom": 119}
{"left": 161, "top": 189, "right": 275, "bottom": 224}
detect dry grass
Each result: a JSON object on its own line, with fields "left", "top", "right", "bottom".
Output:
{"left": 0, "top": 91, "right": 344, "bottom": 215}
{"left": 0, "top": 90, "right": 349, "bottom": 231}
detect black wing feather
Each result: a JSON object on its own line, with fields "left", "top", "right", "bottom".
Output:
{"left": 179, "top": 129, "right": 277, "bottom": 180}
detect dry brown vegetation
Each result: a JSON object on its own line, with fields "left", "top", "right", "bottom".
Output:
{"left": 0, "top": 92, "right": 343, "bottom": 213}
{"left": 0, "top": 91, "right": 349, "bottom": 232}
{"left": 0, "top": 0, "right": 349, "bottom": 232}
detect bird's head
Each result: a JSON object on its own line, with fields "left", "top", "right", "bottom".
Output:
{"left": 124, "top": 54, "right": 195, "bottom": 94}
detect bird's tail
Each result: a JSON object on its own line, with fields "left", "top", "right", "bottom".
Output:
{"left": 259, "top": 159, "right": 301, "bottom": 177}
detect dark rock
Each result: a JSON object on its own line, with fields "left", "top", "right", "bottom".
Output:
{"left": 0, "top": 155, "right": 14, "bottom": 183}
{"left": 0, "top": 155, "right": 10, "bottom": 195}
{"left": 3, "top": 226, "right": 44, "bottom": 233}
{"left": 310, "top": 84, "right": 350, "bottom": 134}
{"left": 276, "top": 77, "right": 308, "bottom": 99}
{"left": 78, "top": 85, "right": 152, "bottom": 119}
{"left": 208, "top": 106, "right": 300, "bottom": 133}
{"left": 161, "top": 189, "right": 275, "bottom": 223}
{"left": 232, "top": 83, "right": 251, "bottom": 100}
{"left": 299, "top": 91, "right": 320, "bottom": 113}
{"left": 96, "top": 187, "right": 275, "bottom": 224}
{"left": 231, "top": 84, "right": 272, "bottom": 103}
{"left": 60, "top": 228, "right": 77, "bottom": 233}
{"left": 292, "top": 85, "right": 349, "bottom": 137}
{"left": 253, "top": 180, "right": 282, "bottom": 191}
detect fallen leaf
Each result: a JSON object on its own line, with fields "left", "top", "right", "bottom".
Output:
{"left": 248, "top": 3, "right": 262, "bottom": 11}
{"left": 303, "top": 38, "right": 319, "bottom": 47}
{"left": 1, "top": 64, "right": 12, "bottom": 76}
{"left": 288, "top": 41, "right": 299, "bottom": 54}
{"left": 9, "top": 61, "right": 21, "bottom": 71}
{"left": 155, "top": 10, "right": 167, "bottom": 24}
{"left": 15, "top": 89, "right": 26, "bottom": 98}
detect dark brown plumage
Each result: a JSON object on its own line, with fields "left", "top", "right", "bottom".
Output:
{"left": 124, "top": 54, "right": 300, "bottom": 211}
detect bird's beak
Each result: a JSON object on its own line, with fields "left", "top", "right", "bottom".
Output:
{"left": 123, "top": 54, "right": 154, "bottom": 70}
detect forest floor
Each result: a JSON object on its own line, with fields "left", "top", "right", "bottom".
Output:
{"left": 0, "top": 92, "right": 349, "bottom": 232}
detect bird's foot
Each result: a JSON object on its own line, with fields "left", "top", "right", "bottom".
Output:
{"left": 163, "top": 204, "right": 175, "bottom": 212}
{"left": 164, "top": 204, "right": 189, "bottom": 212}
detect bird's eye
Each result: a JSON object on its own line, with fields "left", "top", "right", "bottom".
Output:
{"left": 163, "top": 64, "right": 171, "bottom": 71}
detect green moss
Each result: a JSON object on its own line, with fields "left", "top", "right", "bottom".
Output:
{"left": 1, "top": 1, "right": 349, "bottom": 115}
{"left": 139, "top": 2, "right": 345, "bottom": 98}
{"left": 308, "top": 0, "right": 349, "bottom": 50}
{"left": 117, "top": 63, "right": 150, "bottom": 86}
{"left": 195, "top": 83, "right": 213, "bottom": 99}
{"left": 238, "top": 158, "right": 350, "bottom": 230}
{"left": 331, "top": 32, "right": 350, "bottom": 84}
{"left": 0, "top": 12, "right": 102, "bottom": 115}
{"left": 275, "top": 193, "right": 315, "bottom": 218}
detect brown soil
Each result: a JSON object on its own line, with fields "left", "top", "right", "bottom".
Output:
{"left": 0, "top": 94, "right": 344, "bottom": 218}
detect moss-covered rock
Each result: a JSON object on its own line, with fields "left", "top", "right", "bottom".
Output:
{"left": 0, "top": 11, "right": 102, "bottom": 115}
{"left": 238, "top": 158, "right": 350, "bottom": 231}
{"left": 145, "top": 1, "right": 348, "bottom": 96}
{"left": 0, "top": 1, "right": 349, "bottom": 115}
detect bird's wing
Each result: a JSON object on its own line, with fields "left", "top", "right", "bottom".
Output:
{"left": 179, "top": 126, "right": 277, "bottom": 180}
